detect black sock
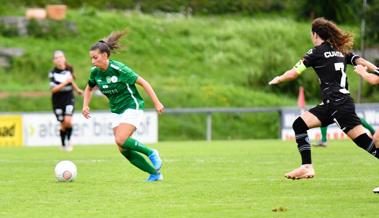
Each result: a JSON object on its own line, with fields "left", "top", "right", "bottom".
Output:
{"left": 292, "top": 117, "right": 311, "bottom": 164}
{"left": 353, "top": 133, "right": 378, "bottom": 159}
{"left": 60, "top": 130, "right": 66, "bottom": 146}
{"left": 66, "top": 127, "right": 72, "bottom": 141}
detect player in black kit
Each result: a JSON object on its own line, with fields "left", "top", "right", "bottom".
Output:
{"left": 269, "top": 17, "right": 379, "bottom": 179}
{"left": 49, "top": 50, "right": 83, "bottom": 151}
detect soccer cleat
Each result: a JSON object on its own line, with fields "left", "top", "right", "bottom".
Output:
{"left": 285, "top": 164, "right": 315, "bottom": 180}
{"left": 149, "top": 149, "right": 162, "bottom": 170}
{"left": 313, "top": 140, "right": 327, "bottom": 147}
{"left": 373, "top": 187, "right": 379, "bottom": 194}
{"left": 146, "top": 173, "right": 163, "bottom": 182}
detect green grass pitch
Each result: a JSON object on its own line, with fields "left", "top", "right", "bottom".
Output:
{"left": 0, "top": 140, "right": 378, "bottom": 218}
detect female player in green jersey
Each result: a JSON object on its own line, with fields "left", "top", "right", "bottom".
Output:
{"left": 82, "top": 32, "right": 164, "bottom": 182}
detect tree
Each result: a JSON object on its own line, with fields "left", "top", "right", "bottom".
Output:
{"left": 297, "top": 0, "right": 361, "bottom": 23}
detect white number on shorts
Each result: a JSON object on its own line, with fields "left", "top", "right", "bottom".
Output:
{"left": 66, "top": 105, "right": 74, "bottom": 114}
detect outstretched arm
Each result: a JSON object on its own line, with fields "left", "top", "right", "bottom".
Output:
{"left": 269, "top": 60, "right": 305, "bottom": 85}
{"left": 136, "top": 76, "right": 164, "bottom": 114}
{"left": 354, "top": 65, "right": 379, "bottom": 85}
{"left": 268, "top": 68, "right": 300, "bottom": 85}
{"left": 355, "top": 57, "right": 377, "bottom": 72}
{"left": 82, "top": 84, "right": 93, "bottom": 119}
{"left": 71, "top": 80, "right": 83, "bottom": 95}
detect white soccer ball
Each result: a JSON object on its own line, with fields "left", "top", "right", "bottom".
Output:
{"left": 373, "top": 187, "right": 379, "bottom": 194}
{"left": 55, "top": 160, "right": 77, "bottom": 182}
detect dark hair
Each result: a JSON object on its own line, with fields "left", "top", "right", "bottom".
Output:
{"left": 90, "top": 31, "right": 127, "bottom": 57}
{"left": 311, "top": 17, "right": 353, "bottom": 55}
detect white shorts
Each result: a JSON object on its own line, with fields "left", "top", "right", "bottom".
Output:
{"left": 111, "top": 109, "right": 144, "bottom": 129}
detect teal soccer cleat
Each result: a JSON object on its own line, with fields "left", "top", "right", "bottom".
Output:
{"left": 146, "top": 173, "right": 163, "bottom": 182}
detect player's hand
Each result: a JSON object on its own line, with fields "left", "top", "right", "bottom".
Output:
{"left": 65, "top": 75, "right": 73, "bottom": 84}
{"left": 154, "top": 102, "right": 165, "bottom": 114}
{"left": 76, "top": 89, "right": 84, "bottom": 96}
{"left": 82, "top": 106, "right": 91, "bottom": 119}
{"left": 268, "top": 76, "right": 281, "bottom": 85}
{"left": 354, "top": 65, "right": 367, "bottom": 76}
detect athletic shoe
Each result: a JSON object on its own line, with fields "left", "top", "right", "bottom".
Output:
{"left": 149, "top": 149, "right": 162, "bottom": 170}
{"left": 146, "top": 173, "right": 163, "bottom": 182}
{"left": 373, "top": 187, "right": 379, "bottom": 193}
{"left": 313, "top": 140, "right": 327, "bottom": 147}
{"left": 285, "top": 164, "right": 315, "bottom": 180}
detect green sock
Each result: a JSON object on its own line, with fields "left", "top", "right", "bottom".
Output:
{"left": 121, "top": 149, "right": 157, "bottom": 175}
{"left": 122, "top": 138, "right": 153, "bottom": 156}
{"left": 360, "top": 117, "right": 375, "bottom": 135}
{"left": 320, "top": 126, "right": 327, "bottom": 142}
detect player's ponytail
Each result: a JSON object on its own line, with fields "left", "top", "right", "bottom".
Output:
{"left": 311, "top": 17, "right": 353, "bottom": 55}
{"left": 90, "top": 31, "right": 127, "bottom": 57}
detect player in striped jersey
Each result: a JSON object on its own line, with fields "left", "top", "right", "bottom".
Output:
{"left": 49, "top": 50, "right": 83, "bottom": 151}
{"left": 82, "top": 31, "right": 164, "bottom": 182}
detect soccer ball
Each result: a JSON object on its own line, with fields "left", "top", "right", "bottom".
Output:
{"left": 373, "top": 187, "right": 379, "bottom": 194}
{"left": 55, "top": 160, "right": 77, "bottom": 182}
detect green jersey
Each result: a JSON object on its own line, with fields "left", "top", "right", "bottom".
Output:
{"left": 88, "top": 60, "right": 144, "bottom": 114}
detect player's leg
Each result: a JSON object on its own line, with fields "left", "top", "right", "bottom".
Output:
{"left": 63, "top": 105, "right": 74, "bottom": 151}
{"left": 59, "top": 122, "right": 66, "bottom": 147}
{"left": 53, "top": 107, "right": 67, "bottom": 149}
{"left": 373, "top": 128, "right": 379, "bottom": 156}
{"left": 314, "top": 126, "right": 328, "bottom": 147}
{"left": 333, "top": 99, "right": 378, "bottom": 158}
{"left": 114, "top": 123, "right": 162, "bottom": 170}
{"left": 360, "top": 117, "right": 375, "bottom": 135}
{"left": 347, "top": 125, "right": 378, "bottom": 158}
{"left": 62, "top": 115, "right": 73, "bottom": 151}
{"left": 114, "top": 123, "right": 153, "bottom": 155}
{"left": 113, "top": 123, "right": 162, "bottom": 181}
{"left": 285, "top": 111, "right": 321, "bottom": 179}
{"left": 120, "top": 148, "right": 157, "bottom": 175}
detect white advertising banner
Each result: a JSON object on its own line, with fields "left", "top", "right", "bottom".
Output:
{"left": 23, "top": 111, "right": 158, "bottom": 146}
{"left": 280, "top": 104, "right": 379, "bottom": 141}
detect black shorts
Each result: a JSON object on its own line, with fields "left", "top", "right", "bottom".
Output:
{"left": 53, "top": 104, "right": 74, "bottom": 122}
{"left": 309, "top": 95, "right": 360, "bottom": 133}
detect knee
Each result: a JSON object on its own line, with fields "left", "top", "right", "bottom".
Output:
{"left": 62, "top": 121, "right": 72, "bottom": 129}
{"left": 292, "top": 117, "right": 309, "bottom": 133}
{"left": 373, "top": 132, "right": 379, "bottom": 143}
{"left": 115, "top": 136, "right": 128, "bottom": 147}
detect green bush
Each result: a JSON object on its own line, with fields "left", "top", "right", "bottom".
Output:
{"left": 0, "top": 22, "right": 19, "bottom": 37}
{"left": 26, "top": 19, "right": 77, "bottom": 39}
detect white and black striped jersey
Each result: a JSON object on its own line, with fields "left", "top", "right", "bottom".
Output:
{"left": 49, "top": 66, "right": 74, "bottom": 107}
{"left": 302, "top": 42, "right": 359, "bottom": 102}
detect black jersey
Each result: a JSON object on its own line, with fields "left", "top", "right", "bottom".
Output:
{"left": 302, "top": 42, "right": 359, "bottom": 103}
{"left": 49, "top": 66, "right": 74, "bottom": 107}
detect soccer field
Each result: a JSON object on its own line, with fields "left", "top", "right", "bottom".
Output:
{"left": 0, "top": 140, "right": 378, "bottom": 218}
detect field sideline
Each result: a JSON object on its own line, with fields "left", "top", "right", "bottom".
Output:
{"left": 0, "top": 140, "right": 378, "bottom": 218}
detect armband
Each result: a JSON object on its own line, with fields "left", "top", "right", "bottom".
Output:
{"left": 293, "top": 60, "right": 307, "bottom": 74}
{"left": 88, "top": 80, "right": 96, "bottom": 88}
